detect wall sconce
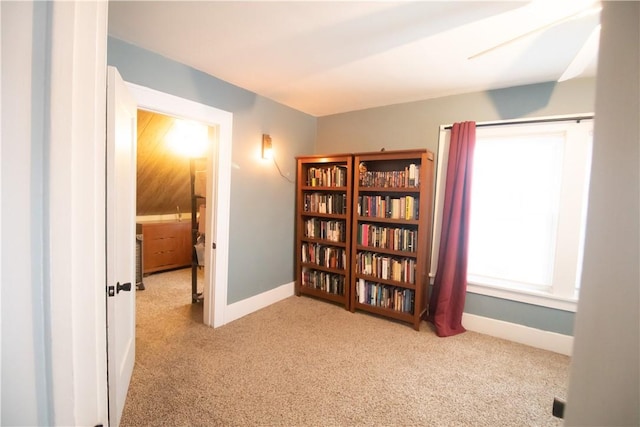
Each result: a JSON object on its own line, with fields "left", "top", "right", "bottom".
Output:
{"left": 262, "top": 134, "right": 273, "bottom": 160}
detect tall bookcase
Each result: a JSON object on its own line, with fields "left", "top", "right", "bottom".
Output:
{"left": 295, "top": 154, "right": 353, "bottom": 309}
{"left": 350, "top": 150, "right": 434, "bottom": 330}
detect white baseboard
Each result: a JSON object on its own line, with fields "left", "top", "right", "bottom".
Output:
{"left": 222, "top": 288, "right": 573, "bottom": 355}
{"left": 224, "top": 281, "right": 295, "bottom": 325}
{"left": 462, "top": 313, "right": 574, "bottom": 356}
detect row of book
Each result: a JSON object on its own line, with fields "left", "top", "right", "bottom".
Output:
{"left": 306, "top": 165, "right": 348, "bottom": 188}
{"left": 357, "top": 223, "right": 417, "bottom": 252}
{"left": 304, "top": 218, "right": 346, "bottom": 242}
{"left": 301, "top": 243, "right": 347, "bottom": 270}
{"left": 301, "top": 268, "right": 345, "bottom": 296}
{"left": 356, "top": 252, "right": 416, "bottom": 284}
{"left": 356, "top": 279, "right": 415, "bottom": 313}
{"left": 359, "top": 164, "right": 420, "bottom": 188}
{"left": 357, "top": 195, "right": 419, "bottom": 220}
{"left": 303, "top": 193, "right": 348, "bottom": 215}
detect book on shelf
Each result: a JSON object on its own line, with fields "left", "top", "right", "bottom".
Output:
{"left": 301, "top": 243, "right": 347, "bottom": 269}
{"left": 307, "top": 164, "right": 348, "bottom": 187}
{"left": 357, "top": 278, "right": 415, "bottom": 313}
{"left": 304, "top": 193, "right": 347, "bottom": 214}
{"left": 357, "top": 224, "right": 417, "bottom": 252}
{"left": 358, "top": 163, "right": 420, "bottom": 188}
{"left": 357, "top": 195, "right": 419, "bottom": 220}
{"left": 408, "top": 163, "right": 417, "bottom": 187}
{"left": 356, "top": 251, "right": 416, "bottom": 283}
{"left": 304, "top": 218, "right": 346, "bottom": 242}
{"left": 302, "top": 268, "right": 345, "bottom": 295}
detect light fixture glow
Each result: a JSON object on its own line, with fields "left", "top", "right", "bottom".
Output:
{"left": 166, "top": 119, "right": 209, "bottom": 158}
{"left": 262, "top": 134, "right": 273, "bottom": 160}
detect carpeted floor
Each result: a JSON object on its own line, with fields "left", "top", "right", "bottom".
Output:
{"left": 121, "top": 268, "right": 569, "bottom": 426}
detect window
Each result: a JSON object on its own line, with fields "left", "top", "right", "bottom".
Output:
{"left": 431, "top": 118, "right": 593, "bottom": 311}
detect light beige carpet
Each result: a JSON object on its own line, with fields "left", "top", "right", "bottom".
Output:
{"left": 121, "top": 268, "right": 569, "bottom": 426}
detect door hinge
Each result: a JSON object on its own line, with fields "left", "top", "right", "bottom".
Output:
{"left": 212, "top": 242, "right": 217, "bottom": 249}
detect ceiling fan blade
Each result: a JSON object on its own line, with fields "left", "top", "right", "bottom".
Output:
{"left": 468, "top": 4, "right": 601, "bottom": 60}
{"left": 558, "top": 25, "right": 601, "bottom": 82}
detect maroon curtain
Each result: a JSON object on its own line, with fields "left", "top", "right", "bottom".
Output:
{"left": 428, "top": 121, "right": 476, "bottom": 337}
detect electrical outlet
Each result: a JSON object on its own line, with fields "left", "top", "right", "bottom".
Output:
{"left": 552, "top": 397, "right": 565, "bottom": 419}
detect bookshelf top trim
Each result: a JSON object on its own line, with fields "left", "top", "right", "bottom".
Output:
{"left": 297, "top": 150, "right": 434, "bottom": 163}
{"left": 296, "top": 154, "right": 352, "bottom": 163}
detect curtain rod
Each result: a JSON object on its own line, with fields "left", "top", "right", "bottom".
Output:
{"left": 441, "top": 114, "right": 594, "bottom": 130}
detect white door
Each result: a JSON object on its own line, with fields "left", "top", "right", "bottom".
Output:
{"left": 106, "top": 66, "right": 137, "bottom": 427}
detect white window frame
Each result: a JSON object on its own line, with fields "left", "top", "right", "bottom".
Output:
{"left": 430, "top": 114, "right": 594, "bottom": 312}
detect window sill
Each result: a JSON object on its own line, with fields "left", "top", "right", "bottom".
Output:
{"left": 466, "top": 280, "right": 578, "bottom": 312}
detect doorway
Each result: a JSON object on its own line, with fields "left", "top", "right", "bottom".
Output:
{"left": 127, "top": 82, "right": 233, "bottom": 327}
{"left": 135, "top": 109, "right": 209, "bottom": 305}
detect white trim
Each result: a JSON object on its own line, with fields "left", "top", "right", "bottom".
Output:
{"left": 210, "top": 116, "right": 232, "bottom": 328}
{"left": 429, "top": 126, "right": 449, "bottom": 278}
{"left": 125, "top": 83, "right": 232, "bottom": 329}
{"left": 224, "top": 282, "right": 295, "bottom": 325}
{"left": 467, "top": 283, "right": 578, "bottom": 312}
{"left": 46, "top": 2, "right": 109, "bottom": 425}
{"left": 462, "top": 312, "right": 574, "bottom": 356}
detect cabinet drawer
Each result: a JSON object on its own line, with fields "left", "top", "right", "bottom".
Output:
{"left": 137, "top": 221, "right": 192, "bottom": 274}
{"left": 145, "top": 235, "right": 179, "bottom": 253}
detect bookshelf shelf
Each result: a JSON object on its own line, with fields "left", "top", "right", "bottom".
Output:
{"left": 295, "top": 154, "right": 353, "bottom": 309}
{"left": 300, "top": 212, "right": 348, "bottom": 220}
{"left": 353, "top": 273, "right": 417, "bottom": 290}
{"left": 357, "top": 187, "right": 421, "bottom": 193}
{"left": 351, "top": 150, "right": 435, "bottom": 330}
{"left": 352, "top": 301, "right": 415, "bottom": 323}
{"left": 300, "top": 186, "right": 348, "bottom": 191}
{"left": 355, "top": 245, "right": 416, "bottom": 257}
{"left": 301, "top": 237, "right": 348, "bottom": 247}
{"left": 355, "top": 216, "right": 420, "bottom": 225}
{"left": 299, "top": 286, "right": 347, "bottom": 305}
{"left": 300, "top": 262, "right": 347, "bottom": 274}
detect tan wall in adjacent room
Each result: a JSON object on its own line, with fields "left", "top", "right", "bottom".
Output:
{"left": 136, "top": 109, "right": 192, "bottom": 216}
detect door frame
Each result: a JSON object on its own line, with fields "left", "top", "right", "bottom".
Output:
{"left": 127, "top": 82, "right": 232, "bottom": 327}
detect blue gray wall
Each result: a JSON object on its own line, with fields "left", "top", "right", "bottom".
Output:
{"left": 108, "top": 35, "right": 596, "bottom": 335}
{"left": 108, "top": 37, "right": 316, "bottom": 304}
{"left": 317, "top": 77, "right": 597, "bottom": 336}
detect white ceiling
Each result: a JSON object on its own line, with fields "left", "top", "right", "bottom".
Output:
{"left": 108, "top": 1, "right": 601, "bottom": 117}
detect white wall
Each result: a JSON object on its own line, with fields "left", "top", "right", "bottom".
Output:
{"left": 1, "top": 1, "right": 109, "bottom": 425}
{"left": 565, "top": 2, "right": 640, "bottom": 425}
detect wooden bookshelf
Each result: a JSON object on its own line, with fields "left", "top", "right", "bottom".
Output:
{"left": 350, "top": 149, "right": 434, "bottom": 330}
{"left": 295, "top": 154, "right": 353, "bottom": 309}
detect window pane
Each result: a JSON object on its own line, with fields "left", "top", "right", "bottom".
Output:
{"left": 468, "top": 133, "right": 564, "bottom": 289}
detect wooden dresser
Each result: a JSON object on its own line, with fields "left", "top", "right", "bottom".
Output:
{"left": 137, "top": 221, "right": 192, "bottom": 274}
